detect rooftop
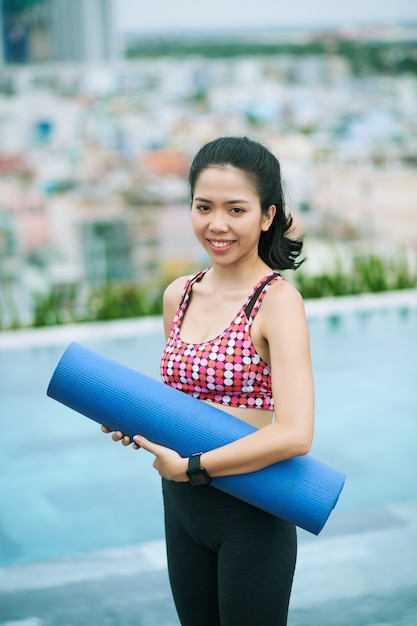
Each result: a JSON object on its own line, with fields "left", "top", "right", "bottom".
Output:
{"left": 1, "top": 289, "right": 416, "bottom": 625}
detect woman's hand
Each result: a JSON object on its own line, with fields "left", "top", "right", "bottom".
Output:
{"left": 133, "top": 435, "right": 188, "bottom": 482}
{"left": 101, "top": 427, "right": 188, "bottom": 482}
{"left": 101, "top": 425, "right": 140, "bottom": 449}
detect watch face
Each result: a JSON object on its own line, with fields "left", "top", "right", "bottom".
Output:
{"left": 190, "top": 471, "right": 211, "bottom": 487}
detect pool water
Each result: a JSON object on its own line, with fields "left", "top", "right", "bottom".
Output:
{"left": 0, "top": 301, "right": 416, "bottom": 567}
{"left": 308, "top": 306, "right": 416, "bottom": 510}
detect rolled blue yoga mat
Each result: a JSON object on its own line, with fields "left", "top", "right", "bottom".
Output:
{"left": 47, "top": 342, "right": 345, "bottom": 535}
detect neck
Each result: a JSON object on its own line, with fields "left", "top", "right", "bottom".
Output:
{"left": 207, "top": 258, "right": 272, "bottom": 290}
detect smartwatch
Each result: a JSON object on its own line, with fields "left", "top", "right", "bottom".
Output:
{"left": 187, "top": 453, "right": 212, "bottom": 487}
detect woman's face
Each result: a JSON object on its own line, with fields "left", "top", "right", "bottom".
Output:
{"left": 191, "top": 166, "right": 275, "bottom": 268}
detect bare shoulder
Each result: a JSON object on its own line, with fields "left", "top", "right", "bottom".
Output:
{"left": 254, "top": 278, "right": 311, "bottom": 365}
{"left": 260, "top": 278, "right": 307, "bottom": 329}
{"left": 163, "top": 275, "right": 190, "bottom": 307}
{"left": 162, "top": 274, "right": 192, "bottom": 336}
{"left": 267, "top": 277, "right": 304, "bottom": 308}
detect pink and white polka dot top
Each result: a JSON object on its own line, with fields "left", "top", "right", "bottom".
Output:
{"left": 160, "top": 269, "right": 284, "bottom": 411}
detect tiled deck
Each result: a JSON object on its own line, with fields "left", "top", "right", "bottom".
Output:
{"left": 1, "top": 501, "right": 416, "bottom": 626}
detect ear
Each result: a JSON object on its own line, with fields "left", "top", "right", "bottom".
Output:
{"left": 261, "top": 205, "right": 276, "bottom": 231}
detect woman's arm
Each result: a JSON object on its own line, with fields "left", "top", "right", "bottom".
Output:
{"left": 135, "top": 280, "right": 314, "bottom": 481}
{"left": 199, "top": 281, "right": 314, "bottom": 477}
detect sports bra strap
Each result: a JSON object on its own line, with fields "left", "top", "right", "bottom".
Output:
{"left": 178, "top": 269, "right": 280, "bottom": 320}
{"left": 244, "top": 272, "right": 281, "bottom": 318}
{"left": 177, "top": 270, "right": 207, "bottom": 310}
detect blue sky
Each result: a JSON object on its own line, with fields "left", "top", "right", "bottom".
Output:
{"left": 115, "top": 0, "right": 417, "bottom": 34}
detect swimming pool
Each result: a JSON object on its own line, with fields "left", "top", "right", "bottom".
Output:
{"left": 1, "top": 291, "right": 416, "bottom": 567}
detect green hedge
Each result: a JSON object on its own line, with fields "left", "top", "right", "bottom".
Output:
{"left": 31, "top": 282, "right": 165, "bottom": 328}
{"left": 295, "top": 254, "right": 416, "bottom": 299}
{"left": 1, "top": 254, "right": 416, "bottom": 330}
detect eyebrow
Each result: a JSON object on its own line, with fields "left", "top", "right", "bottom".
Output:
{"left": 193, "top": 197, "right": 251, "bottom": 205}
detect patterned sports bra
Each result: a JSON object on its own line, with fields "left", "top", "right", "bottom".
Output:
{"left": 160, "top": 269, "right": 284, "bottom": 410}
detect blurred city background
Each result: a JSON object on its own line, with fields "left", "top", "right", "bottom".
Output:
{"left": 0, "top": 0, "right": 416, "bottom": 330}
{"left": 1, "top": 2, "right": 417, "bottom": 626}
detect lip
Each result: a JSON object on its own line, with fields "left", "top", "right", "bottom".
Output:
{"left": 207, "top": 239, "right": 236, "bottom": 252}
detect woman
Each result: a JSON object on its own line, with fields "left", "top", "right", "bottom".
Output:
{"left": 103, "top": 136, "right": 314, "bottom": 625}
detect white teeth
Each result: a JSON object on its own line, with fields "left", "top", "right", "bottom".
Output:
{"left": 210, "top": 240, "right": 232, "bottom": 248}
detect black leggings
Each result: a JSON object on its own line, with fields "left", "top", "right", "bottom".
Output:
{"left": 162, "top": 479, "right": 297, "bottom": 626}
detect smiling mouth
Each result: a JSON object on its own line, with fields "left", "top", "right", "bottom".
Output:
{"left": 208, "top": 239, "right": 236, "bottom": 248}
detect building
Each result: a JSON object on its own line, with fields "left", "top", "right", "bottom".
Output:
{"left": 0, "top": 0, "right": 117, "bottom": 64}
{"left": 311, "top": 163, "right": 417, "bottom": 249}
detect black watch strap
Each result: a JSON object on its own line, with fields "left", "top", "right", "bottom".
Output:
{"left": 188, "top": 453, "right": 202, "bottom": 472}
{"left": 187, "top": 453, "right": 212, "bottom": 487}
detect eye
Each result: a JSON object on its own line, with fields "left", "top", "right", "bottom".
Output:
{"left": 230, "top": 207, "right": 244, "bottom": 214}
{"left": 195, "top": 204, "right": 210, "bottom": 212}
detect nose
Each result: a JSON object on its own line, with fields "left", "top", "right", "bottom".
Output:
{"left": 208, "top": 211, "right": 228, "bottom": 233}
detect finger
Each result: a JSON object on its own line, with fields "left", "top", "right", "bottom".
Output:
{"left": 101, "top": 425, "right": 112, "bottom": 433}
{"left": 133, "top": 436, "right": 161, "bottom": 454}
{"left": 133, "top": 435, "right": 147, "bottom": 450}
{"left": 112, "top": 431, "right": 124, "bottom": 442}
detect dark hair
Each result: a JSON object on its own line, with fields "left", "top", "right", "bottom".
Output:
{"left": 189, "top": 136, "right": 304, "bottom": 271}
